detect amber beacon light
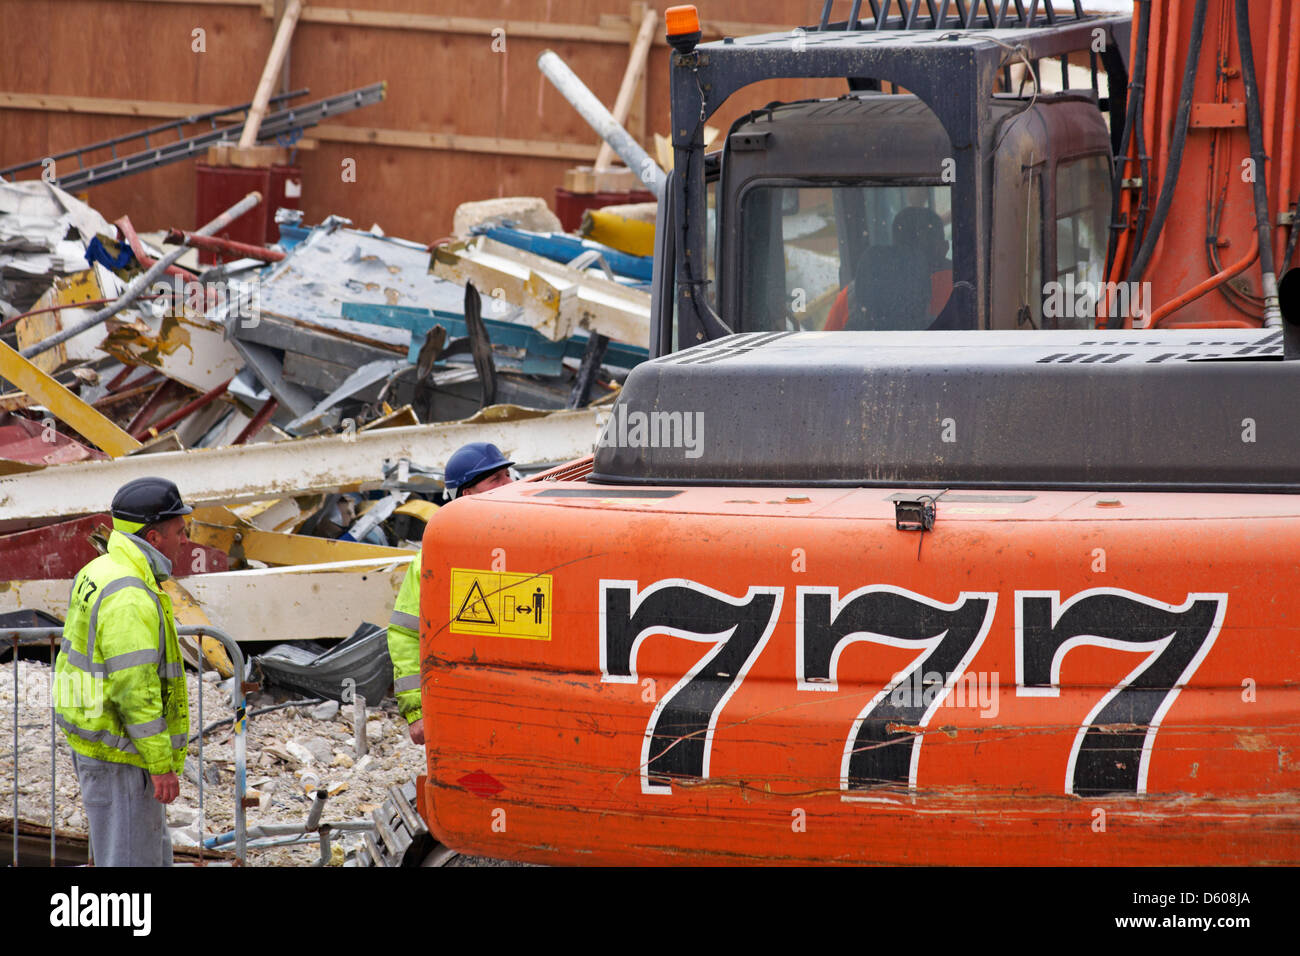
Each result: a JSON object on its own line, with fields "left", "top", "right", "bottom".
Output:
{"left": 666, "top": 5, "right": 702, "bottom": 55}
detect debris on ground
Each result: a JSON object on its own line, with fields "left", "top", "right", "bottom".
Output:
{"left": 0, "top": 42, "right": 661, "bottom": 861}
{"left": 0, "top": 658, "right": 428, "bottom": 866}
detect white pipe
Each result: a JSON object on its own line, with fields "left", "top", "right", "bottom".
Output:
{"left": 537, "top": 50, "right": 666, "bottom": 199}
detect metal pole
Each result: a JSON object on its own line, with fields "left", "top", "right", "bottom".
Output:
{"left": 160, "top": 232, "right": 286, "bottom": 263}
{"left": 305, "top": 788, "right": 328, "bottom": 832}
{"left": 132, "top": 376, "right": 234, "bottom": 441}
{"left": 48, "top": 637, "right": 55, "bottom": 866}
{"left": 537, "top": 50, "right": 666, "bottom": 199}
{"left": 207, "top": 819, "right": 372, "bottom": 844}
{"left": 197, "top": 647, "right": 204, "bottom": 866}
{"left": 353, "top": 693, "right": 368, "bottom": 757}
{"left": 20, "top": 191, "right": 264, "bottom": 360}
{"left": 232, "top": 397, "right": 278, "bottom": 445}
{"left": 233, "top": 657, "right": 247, "bottom": 865}
{"left": 11, "top": 635, "right": 17, "bottom": 868}
{"left": 177, "top": 626, "right": 247, "bottom": 866}
{"left": 317, "top": 823, "right": 332, "bottom": 867}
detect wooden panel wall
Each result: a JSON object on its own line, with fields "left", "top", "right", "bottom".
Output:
{"left": 0, "top": 0, "right": 844, "bottom": 239}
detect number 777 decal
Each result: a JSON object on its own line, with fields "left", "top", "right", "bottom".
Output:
{"left": 1015, "top": 589, "right": 1227, "bottom": 797}
{"left": 796, "top": 586, "right": 997, "bottom": 795}
{"left": 599, "top": 580, "right": 784, "bottom": 795}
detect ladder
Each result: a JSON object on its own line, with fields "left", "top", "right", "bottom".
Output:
{"left": 813, "top": 0, "right": 1104, "bottom": 98}
{"left": 1, "top": 83, "right": 387, "bottom": 191}
{"left": 0, "top": 89, "right": 308, "bottom": 183}
{"left": 815, "top": 0, "right": 1091, "bottom": 31}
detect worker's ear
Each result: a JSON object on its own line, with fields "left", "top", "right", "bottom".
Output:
{"left": 141, "top": 521, "right": 173, "bottom": 549}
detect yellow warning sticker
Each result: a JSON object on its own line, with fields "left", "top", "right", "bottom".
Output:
{"left": 449, "top": 568, "right": 552, "bottom": 641}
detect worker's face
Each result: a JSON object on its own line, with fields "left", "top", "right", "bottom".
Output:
{"left": 461, "top": 467, "right": 513, "bottom": 497}
{"left": 930, "top": 230, "right": 949, "bottom": 263}
{"left": 144, "top": 516, "right": 193, "bottom": 570}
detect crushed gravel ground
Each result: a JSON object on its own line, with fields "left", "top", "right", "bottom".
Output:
{"left": 0, "top": 658, "right": 492, "bottom": 867}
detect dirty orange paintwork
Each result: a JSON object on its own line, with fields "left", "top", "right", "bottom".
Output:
{"left": 417, "top": 466, "right": 1300, "bottom": 865}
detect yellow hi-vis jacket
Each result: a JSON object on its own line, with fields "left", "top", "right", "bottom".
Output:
{"left": 387, "top": 554, "right": 422, "bottom": 724}
{"left": 54, "top": 531, "right": 189, "bottom": 775}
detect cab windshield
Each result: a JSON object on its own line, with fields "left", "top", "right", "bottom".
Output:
{"left": 739, "top": 183, "right": 953, "bottom": 332}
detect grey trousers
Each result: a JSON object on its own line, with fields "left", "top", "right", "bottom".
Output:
{"left": 71, "top": 751, "right": 173, "bottom": 867}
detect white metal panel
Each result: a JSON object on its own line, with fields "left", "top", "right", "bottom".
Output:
{"left": 0, "top": 557, "right": 413, "bottom": 643}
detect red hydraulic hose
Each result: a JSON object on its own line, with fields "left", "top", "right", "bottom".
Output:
{"left": 1149, "top": 235, "right": 1261, "bottom": 326}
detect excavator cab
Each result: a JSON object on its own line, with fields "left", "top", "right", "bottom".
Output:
{"left": 725, "top": 92, "right": 1114, "bottom": 334}
{"left": 415, "top": 3, "right": 1300, "bottom": 868}
{"left": 651, "top": 2, "right": 1131, "bottom": 356}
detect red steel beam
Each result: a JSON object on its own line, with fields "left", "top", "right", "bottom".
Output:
{"left": 162, "top": 230, "right": 285, "bottom": 263}
{"left": 132, "top": 376, "right": 234, "bottom": 440}
{"left": 123, "top": 380, "right": 181, "bottom": 436}
{"left": 233, "top": 398, "right": 278, "bottom": 445}
{"left": 91, "top": 374, "right": 166, "bottom": 410}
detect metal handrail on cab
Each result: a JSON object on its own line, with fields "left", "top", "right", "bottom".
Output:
{"left": 3, "top": 624, "right": 249, "bottom": 866}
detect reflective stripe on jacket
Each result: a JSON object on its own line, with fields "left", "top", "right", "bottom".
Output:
{"left": 54, "top": 531, "right": 189, "bottom": 775}
{"left": 387, "top": 554, "right": 422, "bottom": 724}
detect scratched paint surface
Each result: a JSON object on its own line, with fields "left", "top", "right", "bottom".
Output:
{"left": 419, "top": 485, "right": 1300, "bottom": 865}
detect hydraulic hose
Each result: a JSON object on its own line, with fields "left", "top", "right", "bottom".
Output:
{"left": 1234, "top": 0, "right": 1283, "bottom": 326}
{"left": 1106, "top": 0, "right": 1152, "bottom": 274}
{"left": 1114, "top": 0, "right": 1210, "bottom": 328}
{"left": 1133, "top": 0, "right": 1162, "bottom": 251}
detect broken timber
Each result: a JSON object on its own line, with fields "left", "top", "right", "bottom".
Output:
{"left": 187, "top": 516, "right": 411, "bottom": 566}
{"left": 431, "top": 237, "right": 650, "bottom": 346}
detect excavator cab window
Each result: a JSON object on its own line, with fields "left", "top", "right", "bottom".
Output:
{"left": 739, "top": 182, "right": 952, "bottom": 332}
{"left": 1054, "top": 154, "right": 1111, "bottom": 301}
{"left": 1024, "top": 171, "right": 1045, "bottom": 329}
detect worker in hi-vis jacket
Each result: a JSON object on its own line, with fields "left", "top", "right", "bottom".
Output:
{"left": 389, "top": 442, "right": 515, "bottom": 745}
{"left": 55, "top": 477, "right": 194, "bottom": 866}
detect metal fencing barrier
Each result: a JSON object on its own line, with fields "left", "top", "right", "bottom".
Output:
{"left": 3, "top": 624, "right": 249, "bottom": 866}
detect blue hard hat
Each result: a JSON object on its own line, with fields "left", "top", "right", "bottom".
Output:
{"left": 445, "top": 442, "right": 513, "bottom": 498}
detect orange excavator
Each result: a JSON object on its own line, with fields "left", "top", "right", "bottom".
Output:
{"left": 412, "top": 2, "right": 1300, "bottom": 866}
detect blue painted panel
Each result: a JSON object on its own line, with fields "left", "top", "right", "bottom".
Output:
{"left": 339, "top": 303, "right": 648, "bottom": 375}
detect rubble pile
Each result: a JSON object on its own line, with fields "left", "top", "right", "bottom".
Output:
{"left": 0, "top": 169, "right": 654, "bottom": 865}
{"left": 1, "top": 659, "right": 426, "bottom": 866}
{"left": 0, "top": 12, "right": 680, "bottom": 865}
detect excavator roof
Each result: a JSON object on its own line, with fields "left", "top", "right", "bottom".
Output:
{"left": 591, "top": 329, "right": 1296, "bottom": 492}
